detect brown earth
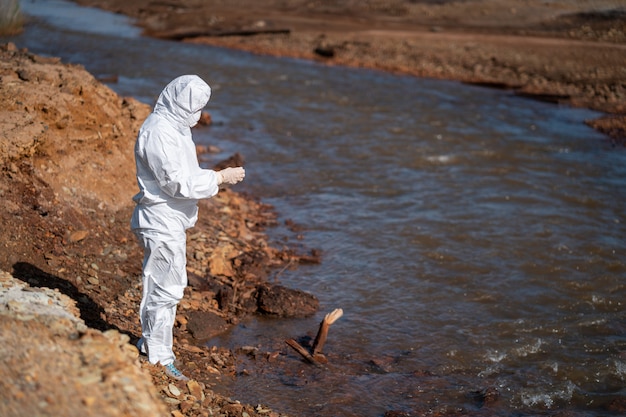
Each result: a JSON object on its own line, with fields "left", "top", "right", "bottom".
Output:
{"left": 71, "top": 0, "right": 626, "bottom": 143}
{"left": 0, "top": 42, "right": 317, "bottom": 417}
{"left": 2, "top": 1, "right": 626, "bottom": 416}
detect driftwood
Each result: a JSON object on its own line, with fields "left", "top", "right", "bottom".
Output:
{"left": 152, "top": 28, "right": 291, "bottom": 41}
{"left": 285, "top": 308, "right": 343, "bottom": 366}
{"left": 285, "top": 339, "right": 324, "bottom": 367}
{"left": 312, "top": 308, "right": 343, "bottom": 356}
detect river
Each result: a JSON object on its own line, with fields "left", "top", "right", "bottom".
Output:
{"left": 6, "top": 1, "right": 626, "bottom": 416}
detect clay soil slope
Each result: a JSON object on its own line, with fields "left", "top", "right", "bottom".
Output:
{"left": 2, "top": 0, "right": 625, "bottom": 416}
{"left": 0, "top": 42, "right": 315, "bottom": 417}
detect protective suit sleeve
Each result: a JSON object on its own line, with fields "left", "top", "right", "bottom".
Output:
{"left": 139, "top": 128, "right": 219, "bottom": 200}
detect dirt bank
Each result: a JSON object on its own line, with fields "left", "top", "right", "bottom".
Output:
{"left": 0, "top": 42, "right": 317, "bottom": 417}
{"left": 3, "top": 0, "right": 625, "bottom": 414}
{"left": 71, "top": 0, "right": 625, "bottom": 143}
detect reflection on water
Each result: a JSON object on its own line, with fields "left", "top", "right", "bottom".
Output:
{"left": 8, "top": 1, "right": 626, "bottom": 416}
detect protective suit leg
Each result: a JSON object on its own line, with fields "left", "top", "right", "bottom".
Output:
{"left": 135, "top": 228, "right": 187, "bottom": 366}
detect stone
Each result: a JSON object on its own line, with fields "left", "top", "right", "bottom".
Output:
{"left": 186, "top": 379, "right": 204, "bottom": 401}
{"left": 180, "top": 400, "right": 195, "bottom": 413}
{"left": 186, "top": 310, "right": 229, "bottom": 340}
{"left": 168, "top": 383, "right": 181, "bottom": 397}
{"left": 255, "top": 284, "right": 319, "bottom": 317}
{"left": 69, "top": 230, "right": 89, "bottom": 242}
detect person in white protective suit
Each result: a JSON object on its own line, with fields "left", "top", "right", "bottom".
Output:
{"left": 131, "top": 75, "right": 245, "bottom": 381}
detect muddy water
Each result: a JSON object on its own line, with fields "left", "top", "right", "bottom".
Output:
{"left": 9, "top": 1, "right": 626, "bottom": 416}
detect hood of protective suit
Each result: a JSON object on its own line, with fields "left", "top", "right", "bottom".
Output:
{"left": 153, "top": 75, "right": 211, "bottom": 129}
{"left": 131, "top": 74, "right": 220, "bottom": 219}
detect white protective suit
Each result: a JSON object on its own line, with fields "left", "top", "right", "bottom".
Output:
{"left": 130, "top": 75, "right": 219, "bottom": 366}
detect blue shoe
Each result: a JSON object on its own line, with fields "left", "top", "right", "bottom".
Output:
{"left": 136, "top": 337, "right": 147, "bottom": 356}
{"left": 164, "top": 363, "right": 189, "bottom": 381}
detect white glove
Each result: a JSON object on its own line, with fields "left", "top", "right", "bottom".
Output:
{"left": 218, "top": 167, "right": 245, "bottom": 185}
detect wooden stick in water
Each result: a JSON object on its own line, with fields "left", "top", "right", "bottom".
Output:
{"left": 312, "top": 308, "right": 343, "bottom": 357}
{"left": 285, "top": 339, "right": 323, "bottom": 367}
{"left": 285, "top": 308, "right": 343, "bottom": 366}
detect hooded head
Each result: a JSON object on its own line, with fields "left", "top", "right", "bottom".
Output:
{"left": 153, "top": 75, "right": 211, "bottom": 128}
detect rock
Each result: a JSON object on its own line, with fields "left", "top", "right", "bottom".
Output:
{"left": 180, "top": 399, "right": 195, "bottom": 413}
{"left": 69, "top": 230, "right": 89, "bottom": 242}
{"left": 216, "top": 285, "right": 233, "bottom": 311}
{"left": 186, "top": 310, "right": 230, "bottom": 340}
{"left": 198, "top": 111, "right": 212, "bottom": 126}
{"left": 470, "top": 386, "right": 500, "bottom": 406}
{"left": 168, "top": 383, "right": 181, "bottom": 398}
{"left": 313, "top": 44, "right": 335, "bottom": 58}
{"left": 0, "top": 271, "right": 86, "bottom": 334}
{"left": 186, "top": 379, "right": 204, "bottom": 401}
{"left": 0, "top": 272, "right": 167, "bottom": 417}
{"left": 212, "top": 152, "right": 245, "bottom": 171}
{"left": 255, "top": 284, "right": 319, "bottom": 317}
{"left": 163, "top": 397, "right": 181, "bottom": 406}
{"left": 208, "top": 243, "right": 238, "bottom": 277}
{"left": 223, "top": 403, "right": 244, "bottom": 414}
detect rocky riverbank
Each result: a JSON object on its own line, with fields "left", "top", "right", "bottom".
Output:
{"left": 0, "top": 42, "right": 317, "bottom": 417}
{"left": 2, "top": 0, "right": 625, "bottom": 415}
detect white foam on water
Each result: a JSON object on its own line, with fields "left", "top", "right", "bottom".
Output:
{"left": 613, "top": 359, "right": 626, "bottom": 380}
{"left": 485, "top": 349, "right": 508, "bottom": 363}
{"left": 426, "top": 154, "right": 456, "bottom": 164}
{"left": 513, "top": 338, "right": 544, "bottom": 357}
{"left": 520, "top": 380, "right": 576, "bottom": 409}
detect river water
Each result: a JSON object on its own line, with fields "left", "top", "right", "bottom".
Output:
{"left": 8, "top": 1, "right": 626, "bottom": 416}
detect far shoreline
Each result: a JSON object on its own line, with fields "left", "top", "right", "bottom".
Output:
{"left": 69, "top": 0, "right": 626, "bottom": 143}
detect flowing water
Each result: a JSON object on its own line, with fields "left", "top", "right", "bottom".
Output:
{"left": 8, "top": 1, "right": 626, "bottom": 415}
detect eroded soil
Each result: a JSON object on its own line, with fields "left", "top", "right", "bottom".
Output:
{"left": 2, "top": 1, "right": 626, "bottom": 416}
{"left": 0, "top": 42, "right": 316, "bottom": 417}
